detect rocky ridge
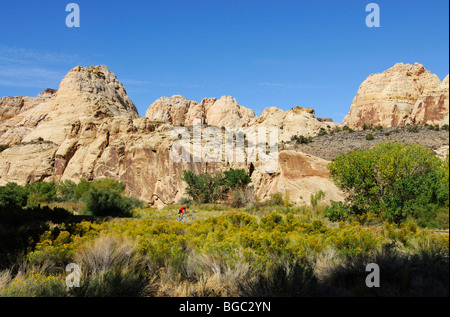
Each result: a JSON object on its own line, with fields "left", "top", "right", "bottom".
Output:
{"left": 0, "top": 65, "right": 344, "bottom": 207}
{"left": 343, "top": 63, "right": 449, "bottom": 129}
{"left": 0, "top": 63, "right": 448, "bottom": 208}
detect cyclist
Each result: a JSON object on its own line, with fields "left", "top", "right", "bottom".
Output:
{"left": 178, "top": 205, "right": 187, "bottom": 219}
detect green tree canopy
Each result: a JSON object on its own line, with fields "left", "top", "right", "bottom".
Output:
{"left": 327, "top": 142, "right": 448, "bottom": 223}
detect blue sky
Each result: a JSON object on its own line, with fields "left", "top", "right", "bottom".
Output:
{"left": 0, "top": 0, "right": 448, "bottom": 122}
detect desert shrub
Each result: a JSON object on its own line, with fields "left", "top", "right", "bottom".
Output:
{"left": 407, "top": 125, "right": 419, "bottom": 133}
{"left": 0, "top": 272, "right": 66, "bottom": 297}
{"left": 317, "top": 128, "right": 328, "bottom": 136}
{"left": 1, "top": 205, "right": 448, "bottom": 297}
{"left": 231, "top": 189, "right": 245, "bottom": 208}
{"left": 365, "top": 133, "right": 375, "bottom": 141}
{"left": 425, "top": 123, "right": 435, "bottom": 130}
{"left": 56, "top": 180, "right": 77, "bottom": 202}
{"left": 269, "top": 192, "right": 283, "bottom": 206}
{"left": 343, "top": 126, "right": 354, "bottom": 133}
{"left": 318, "top": 243, "right": 449, "bottom": 296}
{"left": 282, "top": 190, "right": 292, "bottom": 208}
{"left": 71, "top": 179, "right": 142, "bottom": 217}
{"left": 291, "top": 135, "right": 313, "bottom": 144}
{"left": 27, "top": 230, "right": 77, "bottom": 268}
{"left": 239, "top": 259, "right": 318, "bottom": 297}
{"left": 82, "top": 187, "right": 134, "bottom": 217}
{"left": 441, "top": 124, "right": 449, "bottom": 131}
{"left": 310, "top": 190, "right": 325, "bottom": 212}
{"left": 328, "top": 142, "right": 446, "bottom": 224}
{"left": 69, "top": 267, "right": 148, "bottom": 297}
{"left": 178, "top": 197, "right": 192, "bottom": 206}
{"left": 373, "top": 125, "right": 383, "bottom": 131}
{"left": 0, "top": 145, "right": 9, "bottom": 153}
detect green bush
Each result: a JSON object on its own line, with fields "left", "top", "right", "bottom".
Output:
{"left": 407, "top": 125, "right": 419, "bottom": 133}
{"left": 0, "top": 145, "right": 9, "bottom": 153}
{"left": 373, "top": 125, "right": 383, "bottom": 131}
{"left": 318, "top": 128, "right": 328, "bottom": 136}
{"left": 365, "top": 133, "right": 375, "bottom": 141}
{"left": 362, "top": 124, "right": 372, "bottom": 131}
{"left": 269, "top": 192, "right": 283, "bottom": 206}
{"left": 324, "top": 201, "right": 354, "bottom": 222}
{"left": 56, "top": 180, "right": 77, "bottom": 202}
{"left": 82, "top": 187, "right": 136, "bottom": 217}
{"left": 291, "top": 135, "right": 313, "bottom": 144}
{"left": 343, "top": 126, "right": 354, "bottom": 133}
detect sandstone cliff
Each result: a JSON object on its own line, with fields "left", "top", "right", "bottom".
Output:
{"left": 146, "top": 96, "right": 339, "bottom": 142}
{"left": 343, "top": 63, "right": 449, "bottom": 129}
{"left": 145, "top": 95, "right": 258, "bottom": 128}
{"left": 0, "top": 65, "right": 344, "bottom": 208}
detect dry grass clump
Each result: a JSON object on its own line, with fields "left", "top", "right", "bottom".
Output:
{"left": 153, "top": 251, "right": 251, "bottom": 297}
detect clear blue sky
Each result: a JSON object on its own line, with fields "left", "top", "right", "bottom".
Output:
{"left": 0, "top": 0, "right": 448, "bottom": 122}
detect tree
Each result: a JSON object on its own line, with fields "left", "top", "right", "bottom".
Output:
{"left": 73, "top": 179, "right": 92, "bottom": 202}
{"left": 182, "top": 170, "right": 226, "bottom": 204}
{"left": 182, "top": 169, "right": 252, "bottom": 204}
{"left": 328, "top": 142, "right": 446, "bottom": 223}
{"left": 0, "top": 183, "right": 28, "bottom": 208}
{"left": 223, "top": 169, "right": 251, "bottom": 189}
{"left": 25, "top": 182, "right": 57, "bottom": 207}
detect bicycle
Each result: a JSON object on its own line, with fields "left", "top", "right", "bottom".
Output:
{"left": 176, "top": 210, "right": 194, "bottom": 222}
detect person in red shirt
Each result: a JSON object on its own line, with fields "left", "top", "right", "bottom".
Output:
{"left": 178, "top": 205, "right": 187, "bottom": 216}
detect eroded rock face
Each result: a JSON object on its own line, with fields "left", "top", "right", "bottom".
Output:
{"left": 145, "top": 95, "right": 257, "bottom": 128}
{"left": 5, "top": 62, "right": 447, "bottom": 208}
{"left": 147, "top": 96, "right": 340, "bottom": 143}
{"left": 258, "top": 106, "right": 340, "bottom": 142}
{"left": 0, "top": 65, "right": 344, "bottom": 207}
{"left": 343, "top": 63, "right": 448, "bottom": 129}
{"left": 410, "top": 75, "right": 449, "bottom": 126}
